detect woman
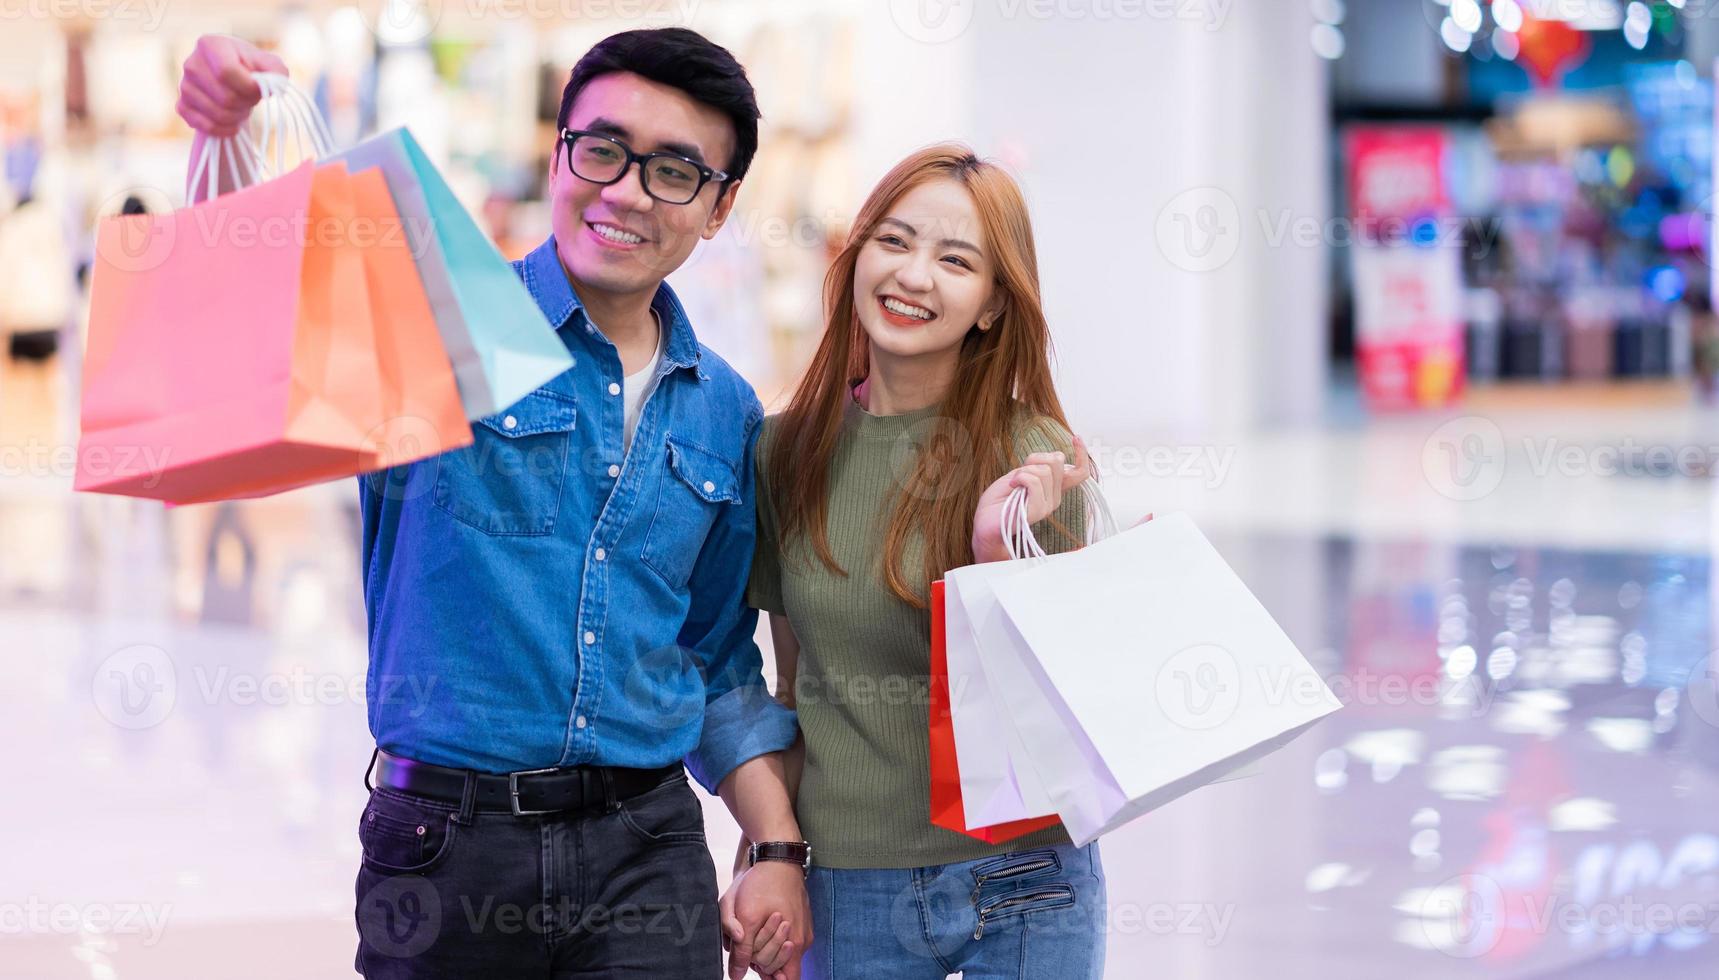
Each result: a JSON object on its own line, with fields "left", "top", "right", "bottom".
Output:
{"left": 732, "top": 144, "right": 1105, "bottom": 979}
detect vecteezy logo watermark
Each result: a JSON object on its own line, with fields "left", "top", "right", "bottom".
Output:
{"left": 92, "top": 647, "right": 438, "bottom": 729}
{"left": 361, "top": 415, "right": 457, "bottom": 476}
{"left": 1422, "top": 416, "right": 1508, "bottom": 502}
{"left": 1417, "top": 873, "right": 1508, "bottom": 958}
{"left": 1415, "top": 870, "right": 1719, "bottom": 959}
{"left": 890, "top": 0, "right": 977, "bottom": 43}
{"left": 1079, "top": 437, "right": 1236, "bottom": 489}
{"left": 0, "top": 899, "right": 172, "bottom": 947}
{"left": 1258, "top": 211, "right": 1499, "bottom": 254}
{"left": 1154, "top": 191, "right": 1503, "bottom": 274}
{"left": 1154, "top": 187, "right": 1241, "bottom": 274}
{"left": 1154, "top": 643, "right": 1242, "bottom": 730}
{"left": 622, "top": 644, "right": 705, "bottom": 733}
{"left": 1003, "top": 0, "right": 1233, "bottom": 28}
{"left": 93, "top": 198, "right": 439, "bottom": 276}
{"left": 356, "top": 0, "right": 443, "bottom": 45}
{"left": 889, "top": 415, "right": 979, "bottom": 503}
{"left": 1685, "top": 653, "right": 1719, "bottom": 730}
{"left": 357, "top": 874, "right": 442, "bottom": 959}
{"left": 888, "top": 870, "right": 1235, "bottom": 956}
{"left": 357, "top": 0, "right": 699, "bottom": 43}
{"left": 893, "top": 0, "right": 1236, "bottom": 41}
{"left": 0, "top": 0, "right": 169, "bottom": 30}
{"left": 93, "top": 187, "right": 179, "bottom": 274}
{"left": 467, "top": 0, "right": 699, "bottom": 23}
{"left": 0, "top": 440, "right": 174, "bottom": 486}
{"left": 1156, "top": 651, "right": 1490, "bottom": 731}
{"left": 92, "top": 644, "right": 177, "bottom": 730}
{"left": 1424, "top": 419, "right": 1719, "bottom": 502}
{"left": 458, "top": 896, "right": 706, "bottom": 942}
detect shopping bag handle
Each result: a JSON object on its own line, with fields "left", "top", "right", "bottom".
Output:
{"left": 1003, "top": 476, "right": 1120, "bottom": 562}
{"left": 253, "top": 72, "right": 336, "bottom": 168}
{"left": 185, "top": 72, "right": 336, "bottom": 203}
{"left": 185, "top": 124, "right": 264, "bottom": 204}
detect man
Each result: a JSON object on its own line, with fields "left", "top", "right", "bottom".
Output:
{"left": 178, "top": 28, "right": 809, "bottom": 979}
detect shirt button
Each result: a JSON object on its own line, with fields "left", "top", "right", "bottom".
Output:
{"left": 583, "top": 630, "right": 595, "bottom": 645}
{"left": 502, "top": 415, "right": 517, "bottom": 430}
{"left": 575, "top": 715, "right": 588, "bottom": 729}
{"left": 594, "top": 547, "right": 607, "bottom": 561}
{"left": 608, "top": 382, "right": 621, "bottom": 396}
{"left": 607, "top": 464, "right": 620, "bottom": 478}
{"left": 702, "top": 480, "right": 716, "bottom": 494}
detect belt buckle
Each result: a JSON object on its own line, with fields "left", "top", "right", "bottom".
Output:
{"left": 508, "top": 766, "right": 563, "bottom": 817}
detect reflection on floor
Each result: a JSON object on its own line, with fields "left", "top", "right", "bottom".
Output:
{"left": 5, "top": 352, "right": 1718, "bottom": 978}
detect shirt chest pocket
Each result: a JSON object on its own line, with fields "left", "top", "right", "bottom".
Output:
{"left": 433, "top": 390, "right": 578, "bottom": 536}
{"left": 641, "top": 437, "right": 741, "bottom": 590}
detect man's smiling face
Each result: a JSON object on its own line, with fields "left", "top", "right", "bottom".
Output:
{"left": 549, "top": 70, "right": 740, "bottom": 300}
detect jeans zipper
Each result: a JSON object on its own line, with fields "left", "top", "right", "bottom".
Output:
{"left": 974, "top": 887, "right": 1073, "bottom": 940}
{"left": 970, "top": 856, "right": 1058, "bottom": 906}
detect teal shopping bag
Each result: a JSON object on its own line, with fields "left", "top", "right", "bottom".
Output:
{"left": 335, "top": 129, "right": 571, "bottom": 418}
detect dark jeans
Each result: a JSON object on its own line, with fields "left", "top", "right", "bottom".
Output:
{"left": 353, "top": 768, "right": 722, "bottom": 978}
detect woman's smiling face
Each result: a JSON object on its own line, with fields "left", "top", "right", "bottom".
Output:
{"left": 852, "top": 178, "right": 1002, "bottom": 362}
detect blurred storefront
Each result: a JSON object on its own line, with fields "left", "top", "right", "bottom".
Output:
{"left": 1329, "top": 0, "right": 1719, "bottom": 414}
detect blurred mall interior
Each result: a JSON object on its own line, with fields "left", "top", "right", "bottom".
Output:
{"left": 4, "top": 0, "right": 1719, "bottom": 977}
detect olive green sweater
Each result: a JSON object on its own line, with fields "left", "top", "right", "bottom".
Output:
{"left": 748, "top": 394, "right": 1084, "bottom": 869}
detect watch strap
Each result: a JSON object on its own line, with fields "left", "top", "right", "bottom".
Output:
{"left": 748, "top": 840, "right": 812, "bottom": 872}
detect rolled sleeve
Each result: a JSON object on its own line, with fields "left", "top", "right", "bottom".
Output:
{"left": 688, "top": 683, "right": 799, "bottom": 794}
{"left": 679, "top": 401, "right": 799, "bottom": 793}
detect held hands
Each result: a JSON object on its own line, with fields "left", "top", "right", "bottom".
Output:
{"left": 177, "top": 34, "right": 286, "bottom": 136}
{"left": 970, "top": 434, "right": 1095, "bottom": 565}
{"left": 720, "top": 861, "right": 812, "bottom": 980}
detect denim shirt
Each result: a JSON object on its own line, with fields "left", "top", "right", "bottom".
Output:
{"left": 357, "top": 236, "right": 797, "bottom": 793}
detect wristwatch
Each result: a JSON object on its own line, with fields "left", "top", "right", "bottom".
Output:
{"left": 747, "top": 841, "right": 812, "bottom": 875}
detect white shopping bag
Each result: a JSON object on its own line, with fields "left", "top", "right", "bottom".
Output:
{"left": 990, "top": 506, "right": 1343, "bottom": 845}
{"left": 943, "top": 561, "right": 1059, "bottom": 827}
{"left": 941, "top": 481, "right": 1119, "bottom": 829}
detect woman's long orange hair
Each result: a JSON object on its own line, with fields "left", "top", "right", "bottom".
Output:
{"left": 764, "top": 143, "right": 1072, "bottom": 609}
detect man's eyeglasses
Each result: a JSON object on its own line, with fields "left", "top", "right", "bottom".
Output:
{"left": 557, "top": 129, "right": 729, "bottom": 206}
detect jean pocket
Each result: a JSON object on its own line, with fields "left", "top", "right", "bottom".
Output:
{"left": 432, "top": 389, "right": 577, "bottom": 535}
{"left": 640, "top": 437, "right": 740, "bottom": 590}
{"left": 970, "top": 848, "right": 1062, "bottom": 896}
{"left": 358, "top": 790, "right": 458, "bottom": 875}
{"left": 972, "top": 883, "right": 1077, "bottom": 940}
{"left": 615, "top": 775, "right": 707, "bottom": 846}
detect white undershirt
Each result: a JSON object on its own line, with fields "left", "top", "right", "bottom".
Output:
{"left": 621, "top": 311, "right": 664, "bottom": 453}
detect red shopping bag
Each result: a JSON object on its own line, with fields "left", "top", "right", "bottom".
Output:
{"left": 929, "top": 579, "right": 1061, "bottom": 844}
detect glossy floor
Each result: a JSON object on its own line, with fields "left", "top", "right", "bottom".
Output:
{"left": 5, "top": 356, "right": 1717, "bottom": 978}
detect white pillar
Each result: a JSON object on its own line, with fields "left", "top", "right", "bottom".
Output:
{"left": 854, "top": 1, "right": 1332, "bottom": 444}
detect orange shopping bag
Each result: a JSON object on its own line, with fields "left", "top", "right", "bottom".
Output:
{"left": 346, "top": 166, "right": 471, "bottom": 471}
{"left": 160, "top": 165, "right": 473, "bottom": 504}
{"left": 78, "top": 159, "right": 402, "bottom": 502}
{"left": 930, "top": 579, "right": 1061, "bottom": 844}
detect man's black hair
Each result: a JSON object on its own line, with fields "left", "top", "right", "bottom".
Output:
{"left": 556, "top": 27, "right": 760, "bottom": 185}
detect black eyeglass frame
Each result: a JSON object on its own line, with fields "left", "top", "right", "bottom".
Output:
{"left": 557, "top": 128, "right": 731, "bottom": 204}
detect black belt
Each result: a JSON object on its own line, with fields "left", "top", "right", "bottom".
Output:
{"left": 367, "top": 749, "right": 683, "bottom": 817}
